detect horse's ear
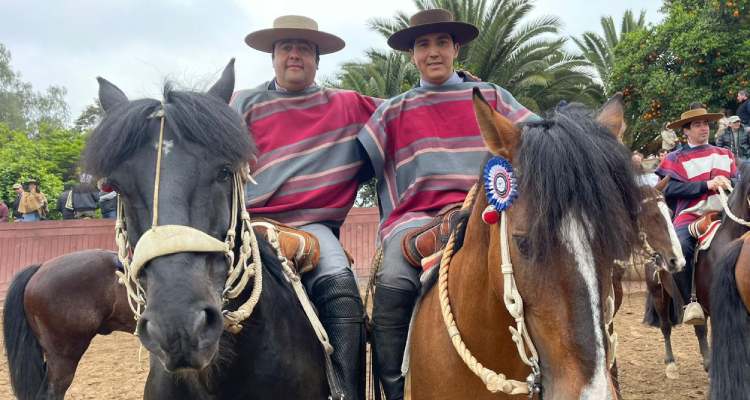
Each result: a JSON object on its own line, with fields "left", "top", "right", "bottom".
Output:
{"left": 472, "top": 87, "right": 520, "bottom": 160}
{"left": 597, "top": 92, "right": 626, "bottom": 142}
{"left": 207, "top": 58, "right": 236, "bottom": 104}
{"left": 655, "top": 175, "right": 670, "bottom": 192}
{"left": 97, "top": 77, "right": 128, "bottom": 112}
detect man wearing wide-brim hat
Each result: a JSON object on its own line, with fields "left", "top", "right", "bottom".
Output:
{"left": 657, "top": 106, "right": 736, "bottom": 325}
{"left": 231, "top": 15, "right": 382, "bottom": 400}
{"left": 358, "top": 8, "right": 540, "bottom": 399}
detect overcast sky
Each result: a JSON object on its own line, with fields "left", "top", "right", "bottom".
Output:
{"left": 1, "top": 0, "right": 663, "bottom": 121}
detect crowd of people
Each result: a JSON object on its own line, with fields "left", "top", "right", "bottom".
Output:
{"left": 1, "top": 175, "right": 118, "bottom": 223}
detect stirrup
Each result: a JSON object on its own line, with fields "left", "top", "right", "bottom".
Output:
{"left": 682, "top": 301, "right": 706, "bottom": 325}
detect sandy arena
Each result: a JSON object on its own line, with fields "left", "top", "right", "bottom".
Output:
{"left": 0, "top": 286, "right": 710, "bottom": 399}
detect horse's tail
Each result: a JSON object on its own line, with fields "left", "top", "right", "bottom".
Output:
{"left": 709, "top": 241, "right": 750, "bottom": 399}
{"left": 3, "top": 264, "right": 46, "bottom": 400}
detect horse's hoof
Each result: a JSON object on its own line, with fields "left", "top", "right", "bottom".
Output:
{"left": 665, "top": 362, "right": 679, "bottom": 379}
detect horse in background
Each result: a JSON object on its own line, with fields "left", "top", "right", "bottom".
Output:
{"left": 406, "top": 90, "right": 641, "bottom": 400}
{"left": 3, "top": 250, "right": 133, "bottom": 400}
{"left": 709, "top": 233, "right": 750, "bottom": 399}
{"left": 643, "top": 162, "right": 750, "bottom": 378}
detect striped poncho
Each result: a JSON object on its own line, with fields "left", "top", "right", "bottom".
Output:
{"left": 231, "top": 82, "right": 381, "bottom": 228}
{"left": 656, "top": 144, "right": 736, "bottom": 228}
{"left": 358, "top": 80, "right": 537, "bottom": 240}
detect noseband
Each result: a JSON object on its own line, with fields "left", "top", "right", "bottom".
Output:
{"left": 114, "top": 107, "right": 263, "bottom": 333}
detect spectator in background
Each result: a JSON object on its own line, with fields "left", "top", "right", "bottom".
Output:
{"left": 71, "top": 174, "right": 99, "bottom": 219}
{"left": 56, "top": 184, "right": 75, "bottom": 220}
{"left": 658, "top": 148, "right": 669, "bottom": 163}
{"left": 716, "top": 115, "right": 750, "bottom": 166}
{"left": 716, "top": 108, "right": 731, "bottom": 139}
{"left": 632, "top": 151, "right": 660, "bottom": 186}
{"left": 17, "top": 179, "right": 47, "bottom": 222}
{"left": 0, "top": 199, "right": 8, "bottom": 222}
{"left": 98, "top": 179, "right": 117, "bottom": 219}
{"left": 738, "top": 89, "right": 750, "bottom": 127}
{"left": 661, "top": 122, "right": 679, "bottom": 152}
{"left": 11, "top": 183, "right": 23, "bottom": 220}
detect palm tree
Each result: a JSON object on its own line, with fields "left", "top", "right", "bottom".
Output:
{"left": 362, "top": 0, "right": 600, "bottom": 111}
{"left": 572, "top": 10, "right": 647, "bottom": 87}
{"left": 327, "top": 49, "right": 419, "bottom": 99}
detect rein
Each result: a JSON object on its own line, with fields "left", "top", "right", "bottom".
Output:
{"left": 114, "top": 107, "right": 263, "bottom": 334}
{"left": 718, "top": 186, "right": 750, "bottom": 227}
{"left": 438, "top": 184, "right": 541, "bottom": 397}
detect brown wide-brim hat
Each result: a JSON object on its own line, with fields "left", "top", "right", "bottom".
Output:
{"left": 667, "top": 108, "right": 724, "bottom": 130}
{"left": 388, "top": 8, "right": 479, "bottom": 52}
{"left": 245, "top": 15, "right": 345, "bottom": 55}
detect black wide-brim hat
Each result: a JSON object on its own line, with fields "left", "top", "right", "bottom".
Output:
{"left": 388, "top": 9, "right": 479, "bottom": 52}
{"left": 245, "top": 15, "right": 345, "bottom": 55}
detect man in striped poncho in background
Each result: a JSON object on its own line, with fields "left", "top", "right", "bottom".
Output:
{"left": 231, "top": 15, "right": 381, "bottom": 400}
{"left": 358, "top": 9, "right": 539, "bottom": 399}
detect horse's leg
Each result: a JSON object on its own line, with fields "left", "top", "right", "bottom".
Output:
{"left": 655, "top": 287, "right": 679, "bottom": 379}
{"left": 41, "top": 352, "right": 85, "bottom": 400}
{"left": 694, "top": 323, "right": 711, "bottom": 372}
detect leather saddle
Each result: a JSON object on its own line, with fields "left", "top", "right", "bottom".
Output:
{"left": 250, "top": 217, "right": 321, "bottom": 274}
{"left": 401, "top": 204, "right": 464, "bottom": 269}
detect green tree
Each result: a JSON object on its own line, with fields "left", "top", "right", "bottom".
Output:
{"left": 365, "top": 0, "right": 600, "bottom": 112}
{"left": 328, "top": 49, "right": 419, "bottom": 99}
{"left": 572, "top": 10, "right": 647, "bottom": 90}
{"left": 0, "top": 43, "right": 69, "bottom": 132}
{"left": 609, "top": 1, "right": 750, "bottom": 150}
{"left": 74, "top": 99, "right": 104, "bottom": 132}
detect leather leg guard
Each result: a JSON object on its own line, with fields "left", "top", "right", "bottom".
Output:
{"left": 372, "top": 285, "right": 418, "bottom": 400}
{"left": 312, "top": 270, "right": 366, "bottom": 400}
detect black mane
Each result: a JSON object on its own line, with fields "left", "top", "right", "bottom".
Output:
{"left": 84, "top": 84, "right": 254, "bottom": 177}
{"left": 517, "top": 103, "right": 641, "bottom": 263}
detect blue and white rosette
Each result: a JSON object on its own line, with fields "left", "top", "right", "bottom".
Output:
{"left": 483, "top": 156, "right": 518, "bottom": 212}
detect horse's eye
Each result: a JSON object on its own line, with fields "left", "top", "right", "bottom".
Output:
{"left": 513, "top": 235, "right": 530, "bottom": 258}
{"left": 217, "top": 166, "right": 233, "bottom": 182}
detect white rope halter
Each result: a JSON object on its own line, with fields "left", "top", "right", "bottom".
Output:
{"left": 114, "top": 106, "right": 263, "bottom": 334}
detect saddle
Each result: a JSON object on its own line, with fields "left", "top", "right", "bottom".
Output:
{"left": 250, "top": 218, "right": 320, "bottom": 274}
{"left": 688, "top": 211, "right": 722, "bottom": 251}
{"left": 401, "top": 204, "right": 463, "bottom": 270}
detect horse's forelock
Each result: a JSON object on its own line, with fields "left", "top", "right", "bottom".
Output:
{"left": 85, "top": 85, "right": 254, "bottom": 178}
{"left": 516, "top": 104, "right": 641, "bottom": 264}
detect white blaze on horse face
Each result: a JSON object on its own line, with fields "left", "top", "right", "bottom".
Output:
{"left": 560, "top": 214, "right": 612, "bottom": 400}
{"left": 657, "top": 200, "right": 686, "bottom": 272}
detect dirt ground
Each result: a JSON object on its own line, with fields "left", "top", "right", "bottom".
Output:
{"left": 0, "top": 284, "right": 710, "bottom": 399}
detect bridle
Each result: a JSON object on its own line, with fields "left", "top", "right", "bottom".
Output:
{"left": 113, "top": 106, "right": 263, "bottom": 334}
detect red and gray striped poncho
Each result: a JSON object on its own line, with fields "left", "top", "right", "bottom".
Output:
{"left": 231, "top": 82, "right": 381, "bottom": 228}
{"left": 358, "top": 81, "right": 537, "bottom": 241}
{"left": 656, "top": 144, "right": 736, "bottom": 228}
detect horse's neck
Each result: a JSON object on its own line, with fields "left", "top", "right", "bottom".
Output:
{"left": 447, "top": 201, "right": 513, "bottom": 330}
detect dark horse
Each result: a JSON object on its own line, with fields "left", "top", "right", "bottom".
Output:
{"left": 709, "top": 232, "right": 750, "bottom": 399}
{"left": 4, "top": 60, "right": 333, "bottom": 400}
{"left": 643, "top": 162, "right": 750, "bottom": 378}
{"left": 3, "top": 250, "right": 134, "bottom": 399}
{"left": 407, "top": 91, "right": 641, "bottom": 399}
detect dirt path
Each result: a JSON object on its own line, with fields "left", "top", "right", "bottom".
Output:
{"left": 1, "top": 288, "right": 710, "bottom": 399}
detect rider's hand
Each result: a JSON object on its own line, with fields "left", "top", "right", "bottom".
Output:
{"left": 707, "top": 176, "right": 732, "bottom": 191}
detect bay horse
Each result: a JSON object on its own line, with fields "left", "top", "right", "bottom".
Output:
{"left": 44, "top": 60, "right": 329, "bottom": 399}
{"left": 3, "top": 250, "right": 134, "bottom": 400}
{"left": 643, "top": 161, "right": 750, "bottom": 377}
{"left": 406, "top": 89, "right": 642, "bottom": 400}
{"left": 709, "top": 233, "right": 750, "bottom": 399}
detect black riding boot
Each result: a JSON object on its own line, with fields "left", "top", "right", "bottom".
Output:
{"left": 372, "top": 285, "right": 418, "bottom": 400}
{"left": 312, "top": 270, "right": 366, "bottom": 400}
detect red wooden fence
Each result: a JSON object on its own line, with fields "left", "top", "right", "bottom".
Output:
{"left": 0, "top": 208, "right": 380, "bottom": 301}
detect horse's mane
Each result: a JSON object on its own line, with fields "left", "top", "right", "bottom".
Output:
{"left": 516, "top": 103, "right": 641, "bottom": 263}
{"left": 727, "top": 162, "right": 750, "bottom": 213}
{"left": 85, "top": 84, "right": 254, "bottom": 177}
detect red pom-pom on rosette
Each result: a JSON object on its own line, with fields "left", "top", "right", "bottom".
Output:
{"left": 99, "top": 182, "right": 114, "bottom": 193}
{"left": 481, "top": 205, "right": 500, "bottom": 225}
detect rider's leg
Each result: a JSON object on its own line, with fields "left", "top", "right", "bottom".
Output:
{"left": 301, "top": 223, "right": 366, "bottom": 400}
{"left": 672, "top": 226, "right": 696, "bottom": 304}
{"left": 372, "top": 229, "right": 420, "bottom": 400}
